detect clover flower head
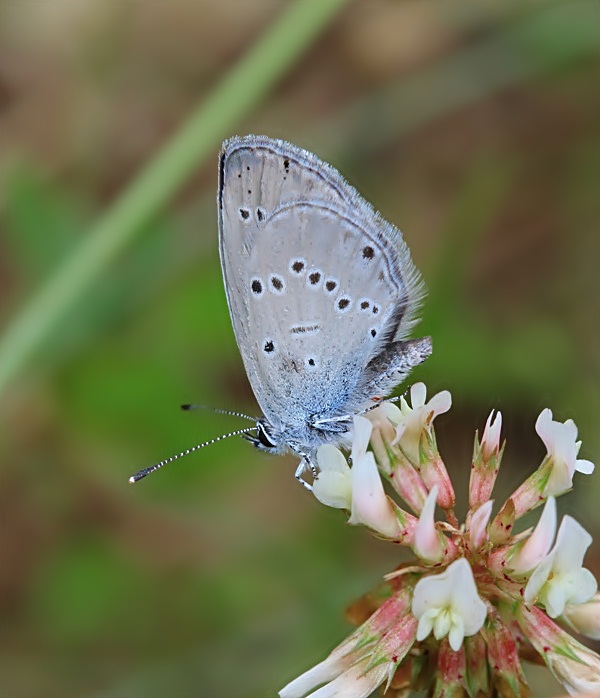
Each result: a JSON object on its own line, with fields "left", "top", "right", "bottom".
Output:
{"left": 283, "top": 393, "right": 600, "bottom": 698}
{"left": 536, "top": 408, "right": 594, "bottom": 495}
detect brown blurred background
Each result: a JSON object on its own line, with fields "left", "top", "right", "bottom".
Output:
{"left": 0, "top": 1, "right": 598, "bottom": 696}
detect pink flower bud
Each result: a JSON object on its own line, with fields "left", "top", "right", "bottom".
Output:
{"left": 413, "top": 487, "right": 446, "bottom": 563}
{"left": 509, "top": 496, "right": 556, "bottom": 573}
{"left": 468, "top": 500, "right": 494, "bottom": 551}
{"left": 489, "top": 498, "right": 516, "bottom": 545}
{"left": 517, "top": 603, "right": 600, "bottom": 696}
{"left": 564, "top": 593, "right": 600, "bottom": 640}
{"left": 388, "top": 448, "right": 429, "bottom": 515}
{"left": 469, "top": 410, "right": 503, "bottom": 508}
{"left": 279, "top": 589, "right": 417, "bottom": 698}
{"left": 419, "top": 428, "right": 455, "bottom": 510}
{"left": 480, "top": 606, "right": 528, "bottom": 697}
{"left": 464, "top": 633, "right": 489, "bottom": 696}
{"left": 433, "top": 639, "right": 467, "bottom": 695}
{"left": 481, "top": 410, "right": 502, "bottom": 460}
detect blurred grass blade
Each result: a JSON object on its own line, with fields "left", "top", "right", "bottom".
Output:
{"left": 0, "top": 0, "right": 351, "bottom": 399}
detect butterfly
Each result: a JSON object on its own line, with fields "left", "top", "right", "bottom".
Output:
{"left": 130, "top": 136, "right": 430, "bottom": 486}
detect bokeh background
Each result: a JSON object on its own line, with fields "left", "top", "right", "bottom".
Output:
{"left": 1, "top": 1, "right": 598, "bottom": 696}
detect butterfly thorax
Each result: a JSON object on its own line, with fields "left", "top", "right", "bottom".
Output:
{"left": 245, "top": 415, "right": 352, "bottom": 456}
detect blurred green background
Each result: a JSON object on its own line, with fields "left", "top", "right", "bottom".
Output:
{"left": 0, "top": 1, "right": 598, "bottom": 696}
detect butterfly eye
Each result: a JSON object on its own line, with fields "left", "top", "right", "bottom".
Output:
{"left": 257, "top": 423, "right": 277, "bottom": 449}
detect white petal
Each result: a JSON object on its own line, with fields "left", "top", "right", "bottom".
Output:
{"left": 348, "top": 453, "right": 399, "bottom": 537}
{"left": 317, "top": 445, "right": 349, "bottom": 474}
{"left": 524, "top": 552, "right": 555, "bottom": 604}
{"left": 351, "top": 416, "right": 373, "bottom": 462}
{"left": 544, "top": 581, "right": 568, "bottom": 619}
{"left": 535, "top": 408, "right": 554, "bottom": 450}
{"left": 449, "top": 559, "right": 487, "bottom": 635}
{"left": 313, "top": 471, "right": 352, "bottom": 509}
{"left": 372, "top": 401, "right": 403, "bottom": 425}
{"left": 448, "top": 614, "right": 465, "bottom": 652}
{"left": 309, "top": 663, "right": 389, "bottom": 698}
{"left": 433, "top": 610, "right": 452, "bottom": 640}
{"left": 279, "top": 655, "right": 347, "bottom": 698}
{"left": 412, "top": 571, "right": 452, "bottom": 620}
{"left": 576, "top": 458, "right": 595, "bottom": 474}
{"left": 511, "top": 496, "right": 557, "bottom": 572}
{"left": 553, "top": 516, "right": 592, "bottom": 573}
{"left": 410, "top": 383, "right": 427, "bottom": 408}
{"left": 569, "top": 568, "right": 598, "bottom": 606}
{"left": 416, "top": 610, "right": 436, "bottom": 642}
{"left": 414, "top": 486, "right": 443, "bottom": 561}
{"left": 427, "top": 390, "right": 452, "bottom": 417}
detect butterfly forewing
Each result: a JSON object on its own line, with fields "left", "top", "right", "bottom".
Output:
{"left": 218, "top": 136, "right": 424, "bottom": 431}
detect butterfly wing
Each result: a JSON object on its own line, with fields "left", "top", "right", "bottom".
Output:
{"left": 218, "top": 136, "right": 425, "bottom": 431}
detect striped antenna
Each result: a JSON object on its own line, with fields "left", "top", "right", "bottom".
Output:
{"left": 180, "top": 403, "right": 256, "bottom": 421}
{"left": 128, "top": 426, "right": 257, "bottom": 483}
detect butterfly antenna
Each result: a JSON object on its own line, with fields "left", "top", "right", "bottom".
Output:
{"left": 128, "top": 426, "right": 257, "bottom": 483}
{"left": 180, "top": 403, "right": 256, "bottom": 421}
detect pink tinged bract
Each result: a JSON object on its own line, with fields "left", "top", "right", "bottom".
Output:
{"left": 535, "top": 408, "right": 595, "bottom": 495}
{"left": 524, "top": 515, "right": 597, "bottom": 618}
{"left": 509, "top": 496, "right": 557, "bottom": 573}
{"left": 517, "top": 603, "right": 600, "bottom": 696}
{"left": 412, "top": 558, "right": 487, "bottom": 651}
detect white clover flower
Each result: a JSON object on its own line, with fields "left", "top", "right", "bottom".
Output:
{"left": 312, "top": 445, "right": 351, "bottom": 509}
{"left": 510, "top": 496, "right": 557, "bottom": 573}
{"left": 412, "top": 558, "right": 487, "bottom": 651}
{"left": 314, "top": 417, "right": 401, "bottom": 539}
{"left": 536, "top": 408, "right": 594, "bottom": 495}
{"left": 393, "top": 383, "right": 451, "bottom": 463}
{"left": 366, "top": 400, "right": 402, "bottom": 444}
{"left": 524, "top": 515, "right": 597, "bottom": 617}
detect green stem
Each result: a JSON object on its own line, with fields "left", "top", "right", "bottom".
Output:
{"left": 0, "top": 0, "right": 351, "bottom": 399}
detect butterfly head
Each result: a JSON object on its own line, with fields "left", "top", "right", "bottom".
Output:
{"left": 245, "top": 418, "right": 286, "bottom": 454}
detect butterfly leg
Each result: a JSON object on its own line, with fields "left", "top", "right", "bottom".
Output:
{"left": 294, "top": 454, "right": 318, "bottom": 491}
